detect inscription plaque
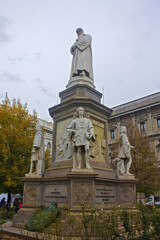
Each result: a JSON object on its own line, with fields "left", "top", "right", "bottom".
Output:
{"left": 45, "top": 185, "right": 68, "bottom": 203}
{"left": 95, "top": 185, "right": 116, "bottom": 204}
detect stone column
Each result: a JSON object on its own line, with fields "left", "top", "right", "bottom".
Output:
{"left": 131, "top": 112, "right": 136, "bottom": 125}
{"left": 116, "top": 117, "right": 121, "bottom": 140}
{"left": 146, "top": 107, "right": 153, "bottom": 134}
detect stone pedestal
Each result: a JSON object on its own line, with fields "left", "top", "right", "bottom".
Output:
{"left": 13, "top": 167, "right": 136, "bottom": 227}
{"left": 13, "top": 172, "right": 136, "bottom": 226}
{"left": 49, "top": 84, "right": 112, "bottom": 169}
{"left": 13, "top": 82, "right": 137, "bottom": 228}
{"left": 66, "top": 76, "right": 95, "bottom": 89}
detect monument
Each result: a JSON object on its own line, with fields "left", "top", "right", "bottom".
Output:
{"left": 13, "top": 28, "right": 137, "bottom": 228}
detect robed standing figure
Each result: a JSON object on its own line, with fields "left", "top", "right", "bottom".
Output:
{"left": 28, "top": 124, "right": 45, "bottom": 176}
{"left": 70, "top": 28, "right": 93, "bottom": 81}
{"left": 118, "top": 126, "right": 133, "bottom": 175}
{"left": 67, "top": 107, "right": 95, "bottom": 169}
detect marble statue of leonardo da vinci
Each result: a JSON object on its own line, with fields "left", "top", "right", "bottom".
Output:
{"left": 70, "top": 28, "right": 93, "bottom": 80}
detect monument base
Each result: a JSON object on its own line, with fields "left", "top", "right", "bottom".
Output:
{"left": 72, "top": 168, "right": 93, "bottom": 173}
{"left": 13, "top": 208, "right": 35, "bottom": 228}
{"left": 118, "top": 174, "right": 135, "bottom": 179}
{"left": 66, "top": 76, "right": 95, "bottom": 89}
{"left": 25, "top": 173, "right": 42, "bottom": 177}
{"left": 13, "top": 170, "right": 137, "bottom": 227}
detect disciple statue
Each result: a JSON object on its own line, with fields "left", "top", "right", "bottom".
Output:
{"left": 113, "top": 126, "right": 134, "bottom": 177}
{"left": 70, "top": 28, "right": 93, "bottom": 81}
{"left": 67, "top": 107, "right": 95, "bottom": 169}
{"left": 28, "top": 124, "right": 45, "bottom": 176}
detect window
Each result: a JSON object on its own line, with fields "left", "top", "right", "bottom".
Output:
{"left": 157, "top": 119, "right": 160, "bottom": 129}
{"left": 111, "top": 130, "right": 115, "bottom": 140}
{"left": 140, "top": 122, "right": 145, "bottom": 132}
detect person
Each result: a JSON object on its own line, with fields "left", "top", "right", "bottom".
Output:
{"left": 67, "top": 107, "right": 95, "bottom": 169}
{"left": 13, "top": 198, "right": 19, "bottom": 213}
{"left": 118, "top": 126, "right": 134, "bottom": 175}
{"left": 70, "top": 28, "right": 93, "bottom": 80}
{"left": 29, "top": 124, "right": 45, "bottom": 175}
{"left": 0, "top": 197, "right": 6, "bottom": 208}
{"left": 18, "top": 201, "right": 22, "bottom": 209}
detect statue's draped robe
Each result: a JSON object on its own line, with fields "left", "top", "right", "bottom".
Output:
{"left": 70, "top": 34, "right": 93, "bottom": 80}
{"left": 118, "top": 133, "right": 131, "bottom": 159}
{"left": 118, "top": 132, "right": 131, "bottom": 174}
{"left": 31, "top": 131, "right": 45, "bottom": 161}
{"left": 67, "top": 118, "right": 95, "bottom": 149}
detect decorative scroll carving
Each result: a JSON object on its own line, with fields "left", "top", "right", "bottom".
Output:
{"left": 73, "top": 183, "right": 91, "bottom": 205}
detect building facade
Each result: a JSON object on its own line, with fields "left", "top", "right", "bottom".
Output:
{"left": 108, "top": 92, "right": 160, "bottom": 166}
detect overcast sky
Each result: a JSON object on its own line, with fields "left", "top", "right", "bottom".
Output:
{"left": 0, "top": 0, "right": 160, "bottom": 121}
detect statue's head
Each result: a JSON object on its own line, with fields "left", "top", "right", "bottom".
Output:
{"left": 76, "top": 107, "right": 84, "bottom": 117}
{"left": 76, "top": 27, "right": 84, "bottom": 36}
{"left": 36, "top": 124, "right": 42, "bottom": 132}
{"left": 120, "top": 126, "right": 127, "bottom": 134}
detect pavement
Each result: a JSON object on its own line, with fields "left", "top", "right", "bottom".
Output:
{"left": 1, "top": 220, "right": 56, "bottom": 239}
{"left": 0, "top": 219, "right": 82, "bottom": 240}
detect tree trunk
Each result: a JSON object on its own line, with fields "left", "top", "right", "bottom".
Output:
{"left": 7, "top": 192, "right": 11, "bottom": 206}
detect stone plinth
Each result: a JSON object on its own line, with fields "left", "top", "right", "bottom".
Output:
{"left": 13, "top": 165, "right": 137, "bottom": 228}
{"left": 48, "top": 89, "right": 112, "bottom": 170}
{"left": 13, "top": 82, "right": 137, "bottom": 228}
{"left": 66, "top": 76, "right": 95, "bottom": 89}
{"left": 72, "top": 168, "right": 94, "bottom": 173}
{"left": 13, "top": 172, "right": 137, "bottom": 228}
{"left": 13, "top": 208, "right": 35, "bottom": 228}
{"left": 59, "top": 84, "right": 102, "bottom": 103}
{"left": 118, "top": 174, "right": 135, "bottom": 180}
{"left": 25, "top": 173, "right": 43, "bottom": 178}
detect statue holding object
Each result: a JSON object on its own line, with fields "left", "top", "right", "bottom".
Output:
{"left": 113, "top": 126, "right": 134, "bottom": 177}
{"left": 26, "top": 124, "right": 45, "bottom": 177}
{"left": 67, "top": 107, "right": 95, "bottom": 170}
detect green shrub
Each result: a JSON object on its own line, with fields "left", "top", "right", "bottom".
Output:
{"left": 152, "top": 209, "right": 160, "bottom": 239}
{"left": 25, "top": 203, "right": 60, "bottom": 232}
{"left": 137, "top": 204, "right": 154, "bottom": 239}
{"left": 0, "top": 207, "right": 6, "bottom": 225}
{"left": 24, "top": 204, "right": 160, "bottom": 239}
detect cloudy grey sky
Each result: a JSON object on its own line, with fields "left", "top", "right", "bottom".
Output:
{"left": 0, "top": 0, "right": 160, "bottom": 121}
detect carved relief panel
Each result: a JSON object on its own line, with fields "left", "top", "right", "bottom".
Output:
{"left": 23, "top": 183, "right": 42, "bottom": 207}
{"left": 90, "top": 119, "right": 106, "bottom": 163}
{"left": 72, "top": 182, "right": 92, "bottom": 206}
{"left": 119, "top": 185, "right": 135, "bottom": 204}
{"left": 56, "top": 118, "right": 73, "bottom": 161}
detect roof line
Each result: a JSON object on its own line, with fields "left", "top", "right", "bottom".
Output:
{"left": 111, "top": 101, "right": 160, "bottom": 118}
{"left": 111, "top": 92, "right": 160, "bottom": 110}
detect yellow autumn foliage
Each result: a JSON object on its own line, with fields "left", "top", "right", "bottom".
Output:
{"left": 0, "top": 94, "right": 37, "bottom": 195}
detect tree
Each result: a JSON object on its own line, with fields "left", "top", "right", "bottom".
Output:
{"left": 125, "top": 120, "right": 160, "bottom": 197}
{"left": 0, "top": 94, "right": 37, "bottom": 204}
{"left": 45, "top": 148, "right": 51, "bottom": 169}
